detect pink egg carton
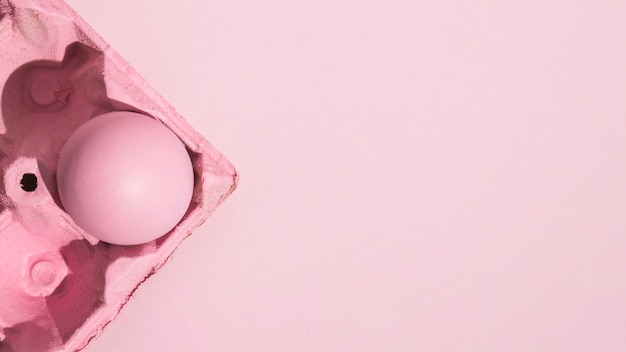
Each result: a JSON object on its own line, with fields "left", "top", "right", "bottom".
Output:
{"left": 0, "top": 0, "right": 237, "bottom": 351}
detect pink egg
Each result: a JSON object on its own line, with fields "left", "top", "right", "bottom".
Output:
{"left": 57, "top": 111, "right": 194, "bottom": 245}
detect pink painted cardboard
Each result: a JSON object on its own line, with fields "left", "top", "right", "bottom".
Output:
{"left": 0, "top": 0, "right": 237, "bottom": 350}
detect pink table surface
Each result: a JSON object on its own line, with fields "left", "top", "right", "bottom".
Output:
{"left": 66, "top": 0, "right": 626, "bottom": 351}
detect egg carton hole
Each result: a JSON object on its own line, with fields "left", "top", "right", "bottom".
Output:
{"left": 19, "top": 173, "right": 37, "bottom": 192}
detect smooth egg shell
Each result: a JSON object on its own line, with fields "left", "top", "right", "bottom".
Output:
{"left": 57, "top": 111, "right": 194, "bottom": 245}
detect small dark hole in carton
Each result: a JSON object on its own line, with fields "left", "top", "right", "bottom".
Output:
{"left": 20, "top": 173, "right": 38, "bottom": 192}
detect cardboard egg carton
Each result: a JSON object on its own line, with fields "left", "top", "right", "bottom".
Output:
{"left": 0, "top": 0, "right": 237, "bottom": 351}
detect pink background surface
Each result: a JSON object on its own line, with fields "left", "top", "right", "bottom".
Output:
{"left": 63, "top": 0, "right": 626, "bottom": 351}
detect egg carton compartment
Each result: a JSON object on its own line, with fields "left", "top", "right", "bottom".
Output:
{"left": 0, "top": 1, "right": 237, "bottom": 351}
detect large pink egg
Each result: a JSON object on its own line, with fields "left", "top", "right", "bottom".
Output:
{"left": 57, "top": 111, "right": 194, "bottom": 245}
